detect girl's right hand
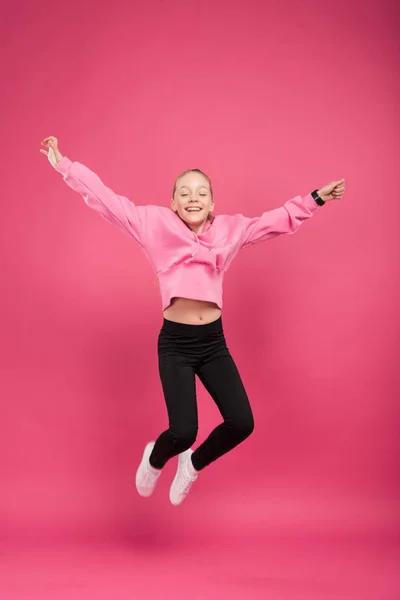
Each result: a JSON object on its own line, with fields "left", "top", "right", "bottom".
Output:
{"left": 40, "top": 136, "right": 64, "bottom": 167}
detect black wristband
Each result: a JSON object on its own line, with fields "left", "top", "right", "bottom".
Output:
{"left": 311, "top": 190, "right": 326, "bottom": 206}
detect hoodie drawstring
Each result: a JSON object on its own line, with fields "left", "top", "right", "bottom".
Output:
{"left": 191, "top": 232, "right": 200, "bottom": 258}
{"left": 190, "top": 224, "right": 219, "bottom": 258}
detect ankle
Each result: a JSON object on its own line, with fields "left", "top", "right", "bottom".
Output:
{"left": 148, "top": 459, "right": 162, "bottom": 473}
{"left": 188, "top": 455, "right": 199, "bottom": 477}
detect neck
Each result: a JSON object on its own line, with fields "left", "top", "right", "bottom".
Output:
{"left": 177, "top": 214, "right": 209, "bottom": 235}
{"left": 188, "top": 221, "right": 208, "bottom": 235}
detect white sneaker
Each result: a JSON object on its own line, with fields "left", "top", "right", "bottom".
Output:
{"left": 135, "top": 442, "right": 162, "bottom": 497}
{"left": 169, "top": 449, "right": 198, "bottom": 506}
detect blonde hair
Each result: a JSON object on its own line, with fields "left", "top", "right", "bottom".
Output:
{"left": 173, "top": 169, "right": 214, "bottom": 222}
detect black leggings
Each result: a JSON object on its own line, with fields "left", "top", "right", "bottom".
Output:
{"left": 149, "top": 317, "right": 254, "bottom": 471}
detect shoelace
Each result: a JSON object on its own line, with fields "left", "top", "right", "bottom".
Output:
{"left": 175, "top": 461, "right": 197, "bottom": 496}
{"left": 142, "top": 466, "right": 159, "bottom": 488}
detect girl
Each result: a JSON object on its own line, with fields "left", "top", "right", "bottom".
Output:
{"left": 40, "top": 136, "right": 345, "bottom": 506}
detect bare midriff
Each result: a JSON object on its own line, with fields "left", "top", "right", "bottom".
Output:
{"left": 163, "top": 297, "right": 221, "bottom": 325}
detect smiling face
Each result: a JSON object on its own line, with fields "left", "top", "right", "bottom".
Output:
{"left": 171, "top": 170, "right": 215, "bottom": 233}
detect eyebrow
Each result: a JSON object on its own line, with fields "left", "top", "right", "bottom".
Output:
{"left": 178, "top": 185, "right": 209, "bottom": 191}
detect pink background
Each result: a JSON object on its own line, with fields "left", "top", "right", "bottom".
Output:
{"left": 1, "top": 0, "right": 399, "bottom": 598}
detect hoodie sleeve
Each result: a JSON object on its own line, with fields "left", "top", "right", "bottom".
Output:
{"left": 56, "top": 157, "right": 148, "bottom": 243}
{"left": 240, "top": 193, "right": 320, "bottom": 248}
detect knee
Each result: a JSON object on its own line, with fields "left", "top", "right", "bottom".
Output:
{"left": 170, "top": 426, "right": 198, "bottom": 450}
{"left": 229, "top": 412, "right": 254, "bottom": 441}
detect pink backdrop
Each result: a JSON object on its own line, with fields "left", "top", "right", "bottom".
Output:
{"left": 1, "top": 0, "right": 399, "bottom": 597}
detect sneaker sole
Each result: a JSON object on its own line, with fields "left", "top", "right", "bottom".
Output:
{"left": 135, "top": 441, "right": 156, "bottom": 497}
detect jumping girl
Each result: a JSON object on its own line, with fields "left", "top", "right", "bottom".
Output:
{"left": 41, "top": 136, "right": 345, "bottom": 506}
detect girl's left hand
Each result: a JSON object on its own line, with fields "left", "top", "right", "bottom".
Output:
{"left": 317, "top": 179, "right": 345, "bottom": 202}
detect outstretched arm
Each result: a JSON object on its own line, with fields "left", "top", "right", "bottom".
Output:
{"left": 40, "top": 136, "right": 148, "bottom": 242}
{"left": 241, "top": 181, "right": 345, "bottom": 248}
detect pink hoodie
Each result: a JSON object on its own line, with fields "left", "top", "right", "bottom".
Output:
{"left": 56, "top": 157, "right": 321, "bottom": 310}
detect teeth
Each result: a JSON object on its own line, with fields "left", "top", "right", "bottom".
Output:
{"left": 187, "top": 208, "right": 201, "bottom": 212}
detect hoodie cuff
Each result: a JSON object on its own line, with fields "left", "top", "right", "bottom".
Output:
{"left": 303, "top": 192, "right": 322, "bottom": 213}
{"left": 55, "top": 156, "right": 73, "bottom": 175}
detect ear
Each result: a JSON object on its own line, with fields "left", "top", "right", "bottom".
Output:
{"left": 171, "top": 198, "right": 176, "bottom": 211}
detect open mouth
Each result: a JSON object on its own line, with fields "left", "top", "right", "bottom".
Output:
{"left": 185, "top": 207, "right": 202, "bottom": 213}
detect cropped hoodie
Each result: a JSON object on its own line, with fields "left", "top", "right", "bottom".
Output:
{"left": 55, "top": 157, "right": 321, "bottom": 310}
